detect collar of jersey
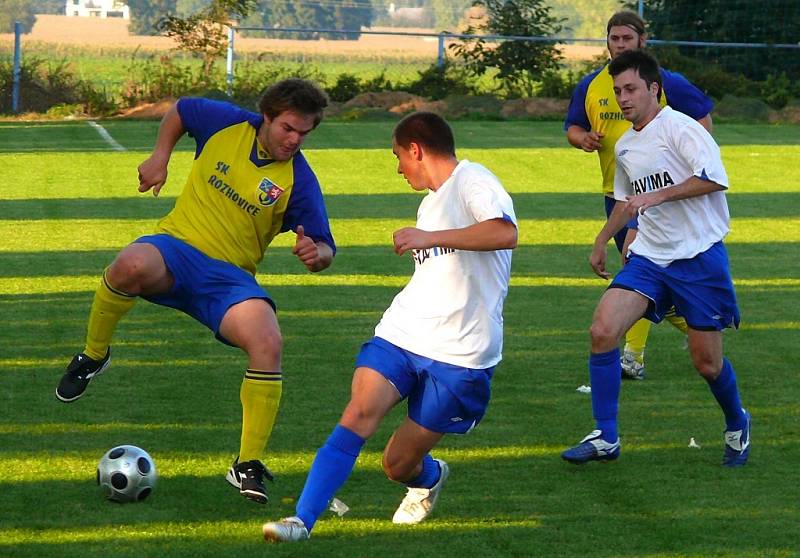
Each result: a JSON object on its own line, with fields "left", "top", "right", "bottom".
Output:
{"left": 250, "top": 135, "right": 277, "bottom": 167}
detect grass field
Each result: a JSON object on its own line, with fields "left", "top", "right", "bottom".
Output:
{"left": 0, "top": 119, "right": 798, "bottom": 557}
{"left": 0, "top": 42, "right": 434, "bottom": 92}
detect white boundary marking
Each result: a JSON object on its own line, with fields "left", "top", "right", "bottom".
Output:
{"left": 87, "top": 120, "right": 126, "bottom": 151}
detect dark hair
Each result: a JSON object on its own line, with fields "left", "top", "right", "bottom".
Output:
{"left": 606, "top": 10, "right": 646, "bottom": 36}
{"left": 608, "top": 49, "right": 663, "bottom": 101}
{"left": 393, "top": 112, "right": 455, "bottom": 156}
{"left": 258, "top": 78, "right": 328, "bottom": 127}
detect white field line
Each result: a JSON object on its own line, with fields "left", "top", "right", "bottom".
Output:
{"left": 87, "top": 120, "right": 126, "bottom": 151}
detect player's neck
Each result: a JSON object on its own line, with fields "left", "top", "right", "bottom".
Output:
{"left": 427, "top": 157, "right": 459, "bottom": 192}
{"left": 256, "top": 125, "right": 272, "bottom": 158}
{"left": 633, "top": 104, "right": 662, "bottom": 131}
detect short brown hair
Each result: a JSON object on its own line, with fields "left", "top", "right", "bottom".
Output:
{"left": 606, "top": 10, "right": 646, "bottom": 37}
{"left": 258, "top": 78, "right": 328, "bottom": 127}
{"left": 393, "top": 112, "right": 455, "bottom": 156}
{"left": 608, "top": 49, "right": 663, "bottom": 101}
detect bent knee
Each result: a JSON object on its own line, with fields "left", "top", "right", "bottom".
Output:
{"left": 107, "top": 249, "right": 159, "bottom": 291}
{"left": 246, "top": 329, "right": 283, "bottom": 359}
{"left": 692, "top": 355, "right": 722, "bottom": 379}
{"left": 590, "top": 321, "right": 620, "bottom": 350}
{"left": 339, "top": 402, "right": 381, "bottom": 437}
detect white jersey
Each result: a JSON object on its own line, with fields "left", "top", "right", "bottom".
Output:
{"left": 613, "top": 106, "right": 730, "bottom": 266}
{"left": 374, "top": 160, "right": 517, "bottom": 369}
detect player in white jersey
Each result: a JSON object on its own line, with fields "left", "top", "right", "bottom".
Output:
{"left": 561, "top": 50, "right": 750, "bottom": 468}
{"left": 262, "top": 112, "right": 518, "bottom": 542}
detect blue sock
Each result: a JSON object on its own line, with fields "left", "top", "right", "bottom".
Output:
{"left": 590, "top": 349, "right": 621, "bottom": 443}
{"left": 404, "top": 454, "right": 439, "bottom": 488}
{"left": 295, "top": 425, "right": 365, "bottom": 532}
{"left": 707, "top": 358, "right": 746, "bottom": 431}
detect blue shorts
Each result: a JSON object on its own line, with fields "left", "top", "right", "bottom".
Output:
{"left": 611, "top": 241, "right": 740, "bottom": 331}
{"left": 135, "top": 234, "right": 274, "bottom": 346}
{"left": 355, "top": 337, "right": 494, "bottom": 435}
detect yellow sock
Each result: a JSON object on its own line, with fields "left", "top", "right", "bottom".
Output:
{"left": 665, "top": 307, "right": 689, "bottom": 334}
{"left": 624, "top": 318, "right": 651, "bottom": 364}
{"left": 239, "top": 370, "right": 283, "bottom": 462}
{"left": 84, "top": 270, "right": 136, "bottom": 360}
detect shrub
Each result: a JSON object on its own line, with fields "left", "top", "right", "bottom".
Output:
{"left": 327, "top": 73, "right": 362, "bottom": 102}
{"left": 714, "top": 95, "right": 772, "bottom": 122}
{"left": 400, "top": 63, "right": 474, "bottom": 100}
{"left": 0, "top": 56, "right": 114, "bottom": 115}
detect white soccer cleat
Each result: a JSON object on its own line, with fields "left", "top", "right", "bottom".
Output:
{"left": 392, "top": 459, "right": 449, "bottom": 525}
{"left": 621, "top": 350, "right": 645, "bottom": 380}
{"left": 262, "top": 516, "right": 309, "bottom": 543}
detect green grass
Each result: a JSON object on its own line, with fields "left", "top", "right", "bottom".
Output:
{"left": 0, "top": 120, "right": 798, "bottom": 557}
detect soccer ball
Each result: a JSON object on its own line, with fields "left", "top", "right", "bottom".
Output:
{"left": 96, "top": 445, "right": 157, "bottom": 503}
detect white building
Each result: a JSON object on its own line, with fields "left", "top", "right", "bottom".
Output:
{"left": 65, "top": 0, "right": 130, "bottom": 19}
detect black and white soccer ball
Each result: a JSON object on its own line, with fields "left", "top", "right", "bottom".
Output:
{"left": 96, "top": 445, "right": 157, "bottom": 503}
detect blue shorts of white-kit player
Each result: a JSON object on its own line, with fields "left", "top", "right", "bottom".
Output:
{"left": 355, "top": 336, "right": 494, "bottom": 435}
{"left": 135, "top": 234, "right": 274, "bottom": 345}
{"left": 611, "top": 241, "right": 740, "bottom": 331}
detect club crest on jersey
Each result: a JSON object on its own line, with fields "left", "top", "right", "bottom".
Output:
{"left": 257, "top": 177, "right": 284, "bottom": 206}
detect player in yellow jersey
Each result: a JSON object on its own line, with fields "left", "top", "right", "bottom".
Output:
{"left": 56, "top": 79, "right": 336, "bottom": 504}
{"left": 564, "top": 11, "right": 713, "bottom": 380}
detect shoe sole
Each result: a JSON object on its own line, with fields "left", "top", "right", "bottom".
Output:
{"left": 262, "top": 523, "right": 307, "bottom": 543}
{"left": 226, "top": 468, "right": 267, "bottom": 503}
{"left": 561, "top": 450, "right": 620, "bottom": 465}
{"left": 242, "top": 488, "right": 268, "bottom": 504}
{"left": 55, "top": 357, "right": 112, "bottom": 403}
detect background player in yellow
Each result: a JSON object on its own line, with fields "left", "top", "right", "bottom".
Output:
{"left": 56, "top": 78, "right": 336, "bottom": 505}
{"left": 564, "top": 10, "right": 714, "bottom": 379}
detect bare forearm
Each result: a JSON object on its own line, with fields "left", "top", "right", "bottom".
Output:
{"left": 566, "top": 125, "right": 588, "bottom": 149}
{"left": 392, "top": 216, "right": 516, "bottom": 256}
{"left": 151, "top": 104, "right": 185, "bottom": 161}
{"left": 596, "top": 201, "right": 628, "bottom": 246}
{"left": 657, "top": 176, "right": 724, "bottom": 203}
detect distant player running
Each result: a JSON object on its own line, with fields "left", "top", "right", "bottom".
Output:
{"left": 564, "top": 10, "right": 714, "bottom": 380}
{"left": 56, "top": 79, "right": 336, "bottom": 503}
{"left": 262, "top": 112, "right": 518, "bottom": 542}
{"left": 562, "top": 50, "right": 750, "bottom": 467}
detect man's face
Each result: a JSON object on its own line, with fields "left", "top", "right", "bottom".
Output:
{"left": 607, "top": 24, "right": 645, "bottom": 59}
{"left": 262, "top": 110, "right": 317, "bottom": 161}
{"left": 392, "top": 139, "right": 427, "bottom": 191}
{"left": 613, "top": 68, "right": 659, "bottom": 126}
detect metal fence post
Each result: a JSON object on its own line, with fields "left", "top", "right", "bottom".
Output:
{"left": 226, "top": 26, "right": 235, "bottom": 97}
{"left": 437, "top": 32, "right": 445, "bottom": 69}
{"left": 638, "top": 0, "right": 644, "bottom": 17}
{"left": 12, "top": 21, "right": 22, "bottom": 113}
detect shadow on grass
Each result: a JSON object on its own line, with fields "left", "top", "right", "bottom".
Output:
{"left": 2, "top": 242, "right": 798, "bottom": 280}
{"left": 2, "top": 192, "right": 799, "bottom": 220}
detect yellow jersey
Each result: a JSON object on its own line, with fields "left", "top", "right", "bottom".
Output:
{"left": 157, "top": 98, "right": 335, "bottom": 275}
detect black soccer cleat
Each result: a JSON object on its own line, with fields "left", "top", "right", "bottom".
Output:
{"left": 56, "top": 349, "right": 111, "bottom": 403}
{"left": 225, "top": 457, "right": 274, "bottom": 504}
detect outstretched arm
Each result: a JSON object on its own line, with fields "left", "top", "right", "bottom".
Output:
{"left": 137, "top": 103, "right": 185, "bottom": 197}
{"left": 392, "top": 218, "right": 517, "bottom": 256}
